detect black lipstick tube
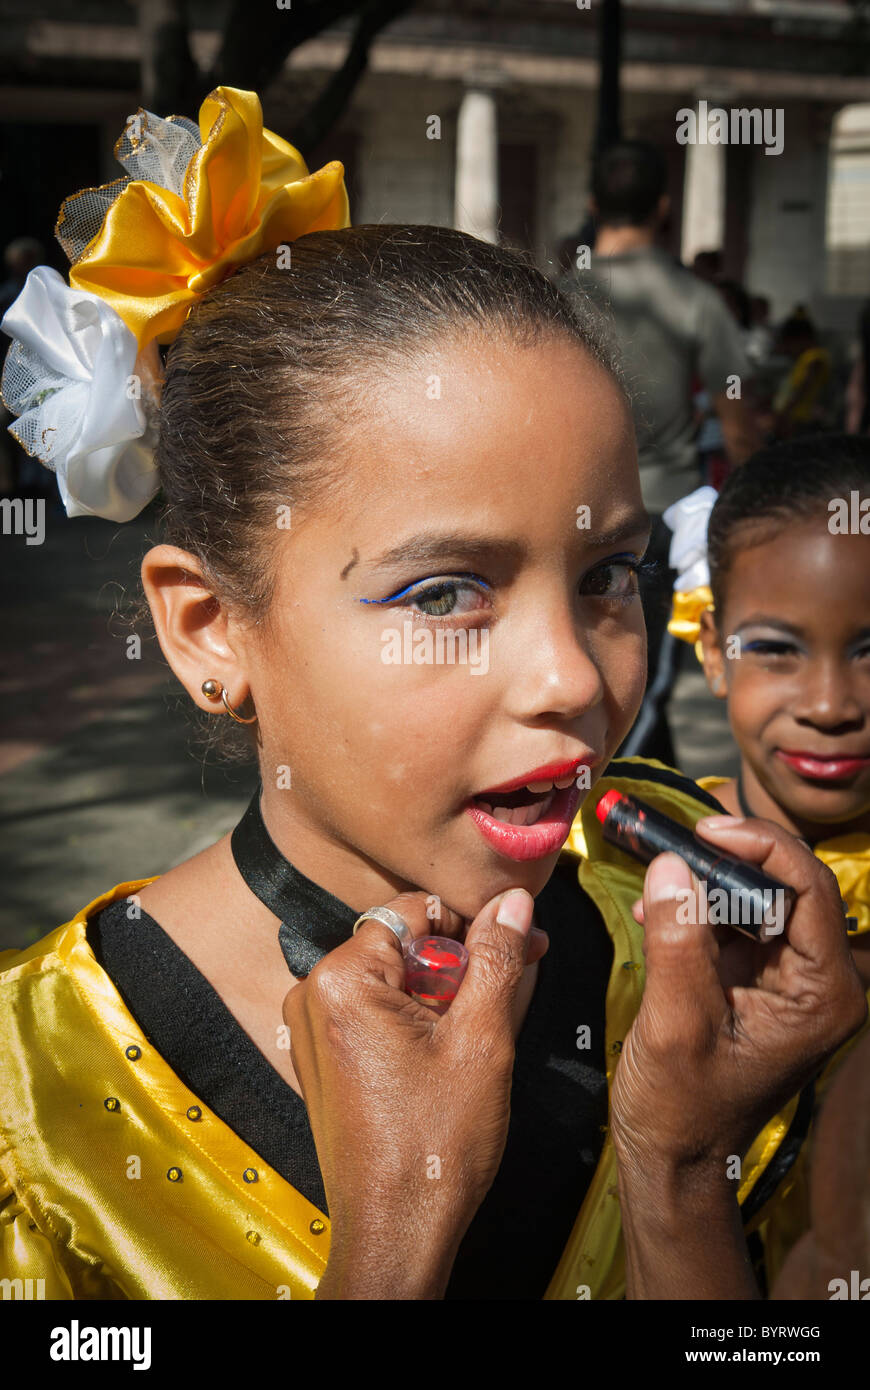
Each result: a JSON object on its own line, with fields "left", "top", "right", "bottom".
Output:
{"left": 596, "top": 790, "right": 797, "bottom": 940}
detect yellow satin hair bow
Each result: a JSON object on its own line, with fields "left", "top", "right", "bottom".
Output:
{"left": 58, "top": 86, "right": 350, "bottom": 349}
{"left": 668, "top": 584, "right": 714, "bottom": 663}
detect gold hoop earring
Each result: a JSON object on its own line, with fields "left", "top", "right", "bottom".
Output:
{"left": 201, "top": 678, "right": 258, "bottom": 725}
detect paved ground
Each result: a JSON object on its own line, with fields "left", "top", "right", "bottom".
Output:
{"left": 1, "top": 495, "right": 737, "bottom": 952}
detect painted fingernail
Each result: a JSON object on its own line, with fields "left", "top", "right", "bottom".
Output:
{"left": 496, "top": 889, "right": 534, "bottom": 934}
{"left": 646, "top": 853, "right": 694, "bottom": 902}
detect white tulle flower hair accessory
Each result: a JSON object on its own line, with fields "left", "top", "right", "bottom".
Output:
{"left": 663, "top": 484, "right": 718, "bottom": 657}
{"left": 663, "top": 485, "right": 717, "bottom": 594}
{"left": 2, "top": 267, "right": 161, "bottom": 520}
{"left": 0, "top": 86, "right": 348, "bottom": 522}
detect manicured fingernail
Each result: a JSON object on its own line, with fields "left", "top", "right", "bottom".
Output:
{"left": 496, "top": 889, "right": 534, "bottom": 934}
{"left": 697, "top": 815, "right": 745, "bottom": 829}
{"left": 646, "top": 853, "right": 693, "bottom": 902}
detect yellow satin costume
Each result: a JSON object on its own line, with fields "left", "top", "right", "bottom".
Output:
{"left": 696, "top": 773, "right": 870, "bottom": 1278}
{"left": 0, "top": 759, "right": 825, "bottom": 1300}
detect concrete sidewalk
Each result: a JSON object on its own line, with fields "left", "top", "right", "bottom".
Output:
{"left": 1, "top": 499, "right": 737, "bottom": 952}
{"left": 0, "top": 500, "right": 253, "bottom": 950}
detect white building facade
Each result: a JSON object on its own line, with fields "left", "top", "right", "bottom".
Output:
{"left": 1, "top": 0, "right": 868, "bottom": 341}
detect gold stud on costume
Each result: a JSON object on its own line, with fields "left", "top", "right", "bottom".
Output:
{"left": 201, "top": 678, "right": 258, "bottom": 725}
{"left": 309, "top": 1219, "right": 326, "bottom": 1235}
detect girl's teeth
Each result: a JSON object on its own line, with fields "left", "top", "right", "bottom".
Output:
{"left": 483, "top": 790, "right": 556, "bottom": 826}
{"left": 525, "top": 773, "right": 578, "bottom": 794}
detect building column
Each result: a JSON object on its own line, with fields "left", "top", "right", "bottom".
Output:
{"left": 680, "top": 96, "right": 727, "bottom": 265}
{"left": 454, "top": 79, "right": 500, "bottom": 243}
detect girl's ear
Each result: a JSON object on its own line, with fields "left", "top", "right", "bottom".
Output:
{"left": 140, "top": 543, "right": 250, "bottom": 714}
{"left": 698, "top": 608, "right": 727, "bottom": 699}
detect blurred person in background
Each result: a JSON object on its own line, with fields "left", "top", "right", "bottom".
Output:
{"left": 746, "top": 294, "right": 774, "bottom": 368}
{"left": 559, "top": 141, "right": 760, "bottom": 765}
{"left": 771, "top": 308, "right": 833, "bottom": 439}
{"left": 694, "top": 278, "right": 759, "bottom": 491}
{"left": 691, "top": 248, "right": 723, "bottom": 283}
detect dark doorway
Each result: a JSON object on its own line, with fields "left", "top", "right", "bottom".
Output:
{"left": 498, "top": 141, "right": 539, "bottom": 251}
{"left": 0, "top": 122, "right": 101, "bottom": 273}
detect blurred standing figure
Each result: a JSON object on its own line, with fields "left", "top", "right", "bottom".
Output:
{"left": 695, "top": 279, "right": 756, "bottom": 491}
{"left": 691, "top": 248, "right": 723, "bottom": 283}
{"left": 559, "top": 141, "right": 760, "bottom": 765}
{"left": 746, "top": 294, "right": 774, "bottom": 368}
{"left": 771, "top": 309, "right": 832, "bottom": 439}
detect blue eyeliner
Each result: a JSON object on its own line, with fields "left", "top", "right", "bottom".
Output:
{"left": 358, "top": 574, "right": 492, "bottom": 605}
{"left": 358, "top": 554, "right": 642, "bottom": 606}
{"left": 741, "top": 639, "right": 800, "bottom": 652}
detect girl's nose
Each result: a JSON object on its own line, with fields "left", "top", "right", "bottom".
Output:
{"left": 500, "top": 599, "right": 610, "bottom": 724}
{"left": 792, "top": 658, "right": 864, "bottom": 730}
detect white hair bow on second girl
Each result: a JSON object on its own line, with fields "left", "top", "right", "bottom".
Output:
{"left": 663, "top": 484, "right": 717, "bottom": 658}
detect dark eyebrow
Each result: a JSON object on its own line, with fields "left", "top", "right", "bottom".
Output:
{"left": 366, "top": 514, "right": 651, "bottom": 571}
{"left": 589, "top": 515, "right": 652, "bottom": 550}
{"left": 340, "top": 548, "right": 360, "bottom": 580}
{"left": 367, "top": 532, "right": 524, "bottom": 570}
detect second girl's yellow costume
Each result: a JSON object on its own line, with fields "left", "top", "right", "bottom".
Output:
{"left": 665, "top": 494, "right": 870, "bottom": 1284}
{"left": 696, "top": 773, "right": 870, "bottom": 1280}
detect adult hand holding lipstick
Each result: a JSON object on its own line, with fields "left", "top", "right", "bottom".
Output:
{"left": 282, "top": 886, "right": 547, "bottom": 1299}
{"left": 612, "top": 814, "right": 867, "bottom": 1299}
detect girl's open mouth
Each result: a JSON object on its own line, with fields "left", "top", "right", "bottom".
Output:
{"left": 466, "top": 779, "right": 585, "bottom": 862}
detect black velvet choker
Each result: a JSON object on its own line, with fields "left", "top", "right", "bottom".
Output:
{"left": 230, "top": 780, "right": 359, "bottom": 977}
{"left": 736, "top": 773, "right": 753, "bottom": 819}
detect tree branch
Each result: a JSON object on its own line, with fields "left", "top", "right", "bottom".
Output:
{"left": 206, "top": 0, "right": 365, "bottom": 98}
{"left": 292, "top": 0, "right": 415, "bottom": 157}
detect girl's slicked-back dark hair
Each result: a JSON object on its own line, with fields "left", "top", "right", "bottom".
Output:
{"left": 708, "top": 433, "right": 870, "bottom": 622}
{"left": 137, "top": 223, "right": 622, "bottom": 764}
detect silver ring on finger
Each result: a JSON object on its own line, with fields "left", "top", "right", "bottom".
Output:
{"left": 352, "top": 905, "right": 413, "bottom": 953}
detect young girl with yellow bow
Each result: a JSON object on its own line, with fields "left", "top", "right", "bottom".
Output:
{"left": 666, "top": 440, "right": 870, "bottom": 1277}
{"left": 0, "top": 89, "right": 864, "bottom": 1301}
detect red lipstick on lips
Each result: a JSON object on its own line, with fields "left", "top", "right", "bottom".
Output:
{"left": 475, "top": 758, "right": 593, "bottom": 797}
{"left": 467, "top": 756, "right": 598, "bottom": 862}
{"left": 775, "top": 749, "right": 870, "bottom": 782}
